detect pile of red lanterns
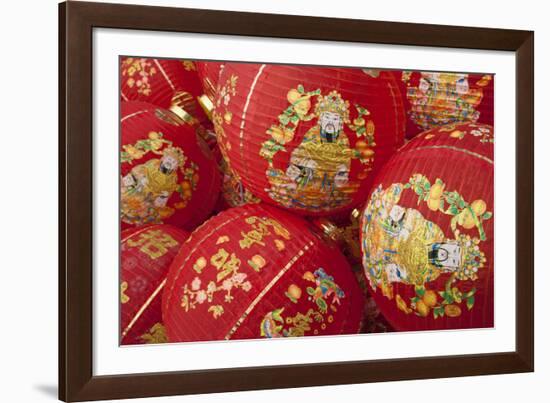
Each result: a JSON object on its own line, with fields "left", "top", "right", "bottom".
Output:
{"left": 119, "top": 58, "right": 494, "bottom": 345}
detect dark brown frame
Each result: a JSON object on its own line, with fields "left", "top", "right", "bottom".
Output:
{"left": 59, "top": 1, "right": 534, "bottom": 401}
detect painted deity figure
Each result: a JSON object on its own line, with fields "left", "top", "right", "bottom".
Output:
{"left": 121, "top": 146, "right": 185, "bottom": 225}
{"left": 267, "top": 91, "right": 356, "bottom": 211}
{"left": 407, "top": 72, "right": 484, "bottom": 129}
{"left": 362, "top": 184, "right": 482, "bottom": 298}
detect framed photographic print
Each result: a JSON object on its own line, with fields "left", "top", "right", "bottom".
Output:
{"left": 59, "top": 1, "right": 534, "bottom": 401}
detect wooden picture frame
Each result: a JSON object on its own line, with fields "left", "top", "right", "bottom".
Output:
{"left": 59, "top": 1, "right": 534, "bottom": 401}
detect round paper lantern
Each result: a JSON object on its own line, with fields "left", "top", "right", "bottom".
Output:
{"left": 396, "top": 70, "right": 494, "bottom": 139}
{"left": 360, "top": 122, "right": 494, "bottom": 331}
{"left": 120, "top": 57, "right": 208, "bottom": 125}
{"left": 121, "top": 224, "right": 189, "bottom": 345}
{"left": 162, "top": 203, "right": 365, "bottom": 342}
{"left": 120, "top": 101, "right": 221, "bottom": 231}
{"left": 212, "top": 64, "right": 406, "bottom": 216}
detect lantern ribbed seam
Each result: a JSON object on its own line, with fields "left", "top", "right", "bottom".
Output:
{"left": 239, "top": 64, "right": 266, "bottom": 162}
{"left": 120, "top": 109, "right": 150, "bottom": 122}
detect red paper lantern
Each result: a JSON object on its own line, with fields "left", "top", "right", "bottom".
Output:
{"left": 121, "top": 224, "right": 189, "bottom": 345}
{"left": 395, "top": 70, "right": 494, "bottom": 139}
{"left": 120, "top": 101, "right": 221, "bottom": 231}
{"left": 163, "top": 203, "right": 365, "bottom": 342}
{"left": 120, "top": 57, "right": 208, "bottom": 125}
{"left": 360, "top": 122, "right": 494, "bottom": 331}
{"left": 212, "top": 63, "right": 406, "bottom": 216}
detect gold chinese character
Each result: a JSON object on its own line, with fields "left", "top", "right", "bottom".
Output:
{"left": 238, "top": 216, "right": 290, "bottom": 249}
{"left": 126, "top": 229, "right": 178, "bottom": 259}
{"left": 211, "top": 248, "right": 241, "bottom": 282}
